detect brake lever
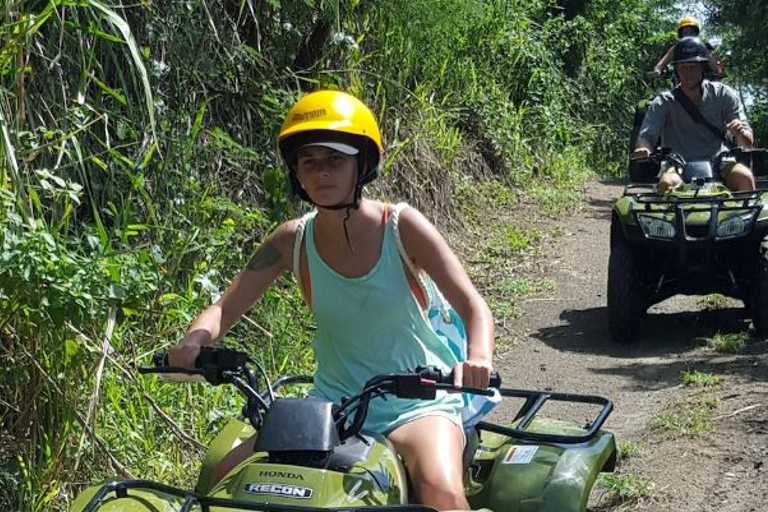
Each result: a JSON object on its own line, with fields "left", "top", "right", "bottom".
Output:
{"left": 432, "top": 383, "right": 496, "bottom": 397}
{"left": 137, "top": 363, "right": 207, "bottom": 383}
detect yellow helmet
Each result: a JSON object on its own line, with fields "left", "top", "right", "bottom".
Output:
{"left": 278, "top": 90, "right": 383, "bottom": 204}
{"left": 677, "top": 16, "right": 700, "bottom": 37}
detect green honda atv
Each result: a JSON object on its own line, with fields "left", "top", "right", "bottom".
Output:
{"left": 71, "top": 346, "right": 617, "bottom": 512}
{"left": 608, "top": 147, "right": 768, "bottom": 343}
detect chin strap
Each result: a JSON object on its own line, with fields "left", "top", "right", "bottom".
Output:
{"left": 313, "top": 187, "right": 361, "bottom": 255}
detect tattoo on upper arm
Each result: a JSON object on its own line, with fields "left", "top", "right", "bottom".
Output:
{"left": 246, "top": 244, "right": 281, "bottom": 272}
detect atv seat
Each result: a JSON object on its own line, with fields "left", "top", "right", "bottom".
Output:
{"left": 328, "top": 429, "right": 478, "bottom": 473}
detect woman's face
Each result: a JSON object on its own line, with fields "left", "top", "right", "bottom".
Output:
{"left": 296, "top": 146, "right": 358, "bottom": 206}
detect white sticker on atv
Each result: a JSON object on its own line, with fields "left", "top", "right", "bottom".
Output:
{"left": 244, "top": 482, "right": 313, "bottom": 499}
{"left": 502, "top": 445, "right": 538, "bottom": 464}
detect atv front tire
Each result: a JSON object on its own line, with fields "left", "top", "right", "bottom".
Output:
{"left": 751, "top": 236, "right": 768, "bottom": 335}
{"left": 607, "top": 242, "right": 646, "bottom": 343}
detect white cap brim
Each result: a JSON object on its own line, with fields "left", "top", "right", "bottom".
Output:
{"left": 299, "top": 141, "right": 359, "bottom": 155}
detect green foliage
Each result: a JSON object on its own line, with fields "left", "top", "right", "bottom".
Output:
{"left": 497, "top": 277, "right": 555, "bottom": 297}
{"left": 454, "top": 180, "right": 516, "bottom": 221}
{"left": 704, "top": 0, "right": 768, "bottom": 88}
{"left": 597, "top": 472, "right": 656, "bottom": 504}
{"left": 701, "top": 331, "right": 749, "bottom": 353}
{"left": 485, "top": 296, "right": 519, "bottom": 326}
{"left": 697, "top": 293, "right": 729, "bottom": 310}
{"left": 704, "top": 0, "right": 768, "bottom": 144}
{"left": 617, "top": 440, "right": 642, "bottom": 460}
{"left": 680, "top": 370, "right": 725, "bottom": 388}
{"left": 501, "top": 226, "right": 542, "bottom": 253}
{"left": 650, "top": 399, "right": 716, "bottom": 435}
{"left": 1, "top": 0, "right": 735, "bottom": 510}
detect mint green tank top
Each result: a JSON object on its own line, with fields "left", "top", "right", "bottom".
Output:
{"left": 304, "top": 210, "right": 464, "bottom": 434}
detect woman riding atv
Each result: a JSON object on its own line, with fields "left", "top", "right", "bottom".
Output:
{"left": 633, "top": 37, "right": 755, "bottom": 195}
{"left": 167, "top": 90, "right": 495, "bottom": 511}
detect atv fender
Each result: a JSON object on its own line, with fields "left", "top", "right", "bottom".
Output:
{"left": 70, "top": 482, "right": 182, "bottom": 512}
{"left": 468, "top": 423, "right": 616, "bottom": 512}
{"left": 196, "top": 418, "right": 255, "bottom": 494}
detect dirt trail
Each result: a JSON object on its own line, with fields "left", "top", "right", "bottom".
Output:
{"left": 483, "top": 179, "right": 768, "bottom": 511}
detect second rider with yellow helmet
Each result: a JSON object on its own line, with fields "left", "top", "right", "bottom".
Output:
{"left": 653, "top": 16, "right": 723, "bottom": 78}
{"left": 169, "top": 90, "right": 495, "bottom": 511}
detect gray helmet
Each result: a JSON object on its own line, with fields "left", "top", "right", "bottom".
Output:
{"left": 672, "top": 37, "right": 709, "bottom": 65}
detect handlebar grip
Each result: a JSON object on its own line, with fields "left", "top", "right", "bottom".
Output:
{"left": 153, "top": 352, "right": 169, "bottom": 367}
{"left": 416, "top": 366, "right": 501, "bottom": 389}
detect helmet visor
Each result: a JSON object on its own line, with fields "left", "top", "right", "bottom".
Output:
{"left": 299, "top": 141, "right": 359, "bottom": 155}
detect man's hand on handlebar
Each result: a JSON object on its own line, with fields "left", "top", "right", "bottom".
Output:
{"left": 167, "top": 329, "right": 210, "bottom": 368}
{"left": 726, "top": 119, "right": 754, "bottom": 148}
{"left": 631, "top": 147, "right": 651, "bottom": 160}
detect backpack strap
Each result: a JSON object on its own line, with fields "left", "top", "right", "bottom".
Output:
{"left": 293, "top": 211, "right": 316, "bottom": 304}
{"left": 672, "top": 87, "right": 727, "bottom": 141}
{"left": 390, "top": 203, "right": 430, "bottom": 302}
{"left": 391, "top": 203, "right": 452, "bottom": 319}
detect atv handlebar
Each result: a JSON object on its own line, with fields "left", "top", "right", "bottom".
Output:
{"left": 139, "top": 347, "right": 274, "bottom": 428}
{"left": 629, "top": 147, "right": 768, "bottom": 186}
{"left": 335, "top": 366, "right": 501, "bottom": 440}
{"left": 140, "top": 348, "right": 612, "bottom": 445}
{"left": 139, "top": 347, "right": 500, "bottom": 392}
{"left": 631, "top": 147, "right": 767, "bottom": 165}
{"left": 139, "top": 347, "right": 500, "bottom": 437}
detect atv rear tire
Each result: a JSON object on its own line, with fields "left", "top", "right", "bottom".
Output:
{"left": 607, "top": 242, "right": 646, "bottom": 343}
{"left": 751, "top": 237, "right": 768, "bottom": 335}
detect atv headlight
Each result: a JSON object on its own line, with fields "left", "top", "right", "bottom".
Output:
{"left": 717, "top": 213, "right": 754, "bottom": 239}
{"left": 637, "top": 214, "right": 676, "bottom": 239}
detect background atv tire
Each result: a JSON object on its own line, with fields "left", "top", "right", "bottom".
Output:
{"left": 750, "top": 236, "right": 768, "bottom": 335}
{"left": 607, "top": 242, "right": 646, "bottom": 343}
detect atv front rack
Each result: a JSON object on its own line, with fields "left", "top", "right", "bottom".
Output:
{"left": 80, "top": 479, "right": 438, "bottom": 512}
{"left": 630, "top": 195, "right": 764, "bottom": 240}
{"left": 625, "top": 187, "right": 767, "bottom": 204}
{"left": 477, "top": 388, "right": 613, "bottom": 444}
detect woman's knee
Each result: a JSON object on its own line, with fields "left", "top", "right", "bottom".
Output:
{"left": 388, "top": 416, "right": 468, "bottom": 508}
{"left": 413, "top": 478, "right": 467, "bottom": 509}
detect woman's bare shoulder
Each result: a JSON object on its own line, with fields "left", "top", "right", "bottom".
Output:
{"left": 396, "top": 204, "right": 435, "bottom": 233}
{"left": 246, "top": 218, "right": 308, "bottom": 272}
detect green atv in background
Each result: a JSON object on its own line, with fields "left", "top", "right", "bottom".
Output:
{"left": 71, "top": 347, "right": 617, "bottom": 512}
{"left": 608, "top": 148, "right": 768, "bottom": 343}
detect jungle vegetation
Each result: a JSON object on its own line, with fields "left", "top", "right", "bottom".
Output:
{"left": 1, "top": 1, "right": 765, "bottom": 510}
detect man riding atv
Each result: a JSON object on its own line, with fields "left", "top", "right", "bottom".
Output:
{"left": 609, "top": 36, "right": 768, "bottom": 343}
{"left": 633, "top": 36, "right": 754, "bottom": 194}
